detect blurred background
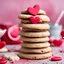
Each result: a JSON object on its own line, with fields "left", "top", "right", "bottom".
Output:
{"left": 0, "top": 0, "right": 64, "bottom": 27}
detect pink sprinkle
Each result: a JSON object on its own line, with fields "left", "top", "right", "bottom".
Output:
{"left": 8, "top": 49, "right": 11, "bottom": 52}
{"left": 14, "top": 49, "right": 19, "bottom": 52}
{"left": 60, "top": 49, "right": 64, "bottom": 53}
{"left": 10, "top": 61, "right": 14, "bottom": 63}
{"left": 52, "top": 52, "right": 56, "bottom": 57}
{"left": 52, "top": 53, "right": 54, "bottom": 56}
{"left": 10, "top": 61, "right": 15, "bottom": 64}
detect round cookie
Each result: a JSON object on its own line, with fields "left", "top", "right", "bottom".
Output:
{"left": 21, "top": 9, "right": 46, "bottom": 15}
{"left": 21, "top": 20, "right": 48, "bottom": 24}
{"left": 20, "top": 47, "right": 52, "bottom": 54}
{"left": 21, "top": 24, "right": 50, "bottom": 30}
{"left": 21, "top": 37, "right": 49, "bottom": 42}
{"left": 18, "top": 14, "right": 50, "bottom": 22}
{"left": 22, "top": 28, "right": 48, "bottom": 32}
{"left": 21, "top": 42, "right": 50, "bottom": 48}
{"left": 18, "top": 52, "right": 52, "bottom": 59}
{"left": 20, "top": 31, "right": 50, "bottom": 37}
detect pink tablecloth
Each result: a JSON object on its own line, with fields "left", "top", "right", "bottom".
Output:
{"left": 0, "top": 45, "right": 64, "bottom": 64}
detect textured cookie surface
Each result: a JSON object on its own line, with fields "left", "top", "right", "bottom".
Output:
{"left": 21, "top": 24, "right": 50, "bottom": 30}
{"left": 18, "top": 52, "right": 52, "bottom": 60}
{"left": 20, "top": 47, "right": 52, "bottom": 53}
{"left": 21, "top": 42, "right": 50, "bottom": 48}
{"left": 20, "top": 31, "right": 50, "bottom": 37}
{"left": 21, "top": 37, "right": 49, "bottom": 42}
{"left": 18, "top": 14, "right": 50, "bottom": 22}
{"left": 21, "top": 9, "right": 46, "bottom": 15}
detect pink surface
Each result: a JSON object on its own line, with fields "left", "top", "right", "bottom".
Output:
{"left": 0, "top": 45, "right": 64, "bottom": 64}
{"left": 0, "top": 0, "right": 64, "bottom": 26}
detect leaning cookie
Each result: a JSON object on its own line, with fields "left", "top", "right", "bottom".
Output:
{"left": 20, "top": 47, "right": 52, "bottom": 54}
{"left": 18, "top": 52, "right": 52, "bottom": 60}
{"left": 21, "top": 42, "right": 50, "bottom": 48}
{"left": 20, "top": 31, "right": 50, "bottom": 37}
{"left": 21, "top": 24, "right": 50, "bottom": 30}
{"left": 21, "top": 9, "right": 46, "bottom": 15}
{"left": 21, "top": 37, "right": 49, "bottom": 42}
{"left": 18, "top": 14, "right": 50, "bottom": 22}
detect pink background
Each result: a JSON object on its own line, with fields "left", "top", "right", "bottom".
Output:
{"left": 0, "top": 0, "right": 64, "bottom": 26}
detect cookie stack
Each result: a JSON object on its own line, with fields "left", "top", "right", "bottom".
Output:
{"left": 18, "top": 5, "right": 52, "bottom": 59}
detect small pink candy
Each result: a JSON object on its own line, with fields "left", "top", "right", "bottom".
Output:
{"left": 51, "top": 56, "right": 62, "bottom": 61}
{"left": 0, "top": 57, "right": 7, "bottom": 64}
{"left": 18, "top": 27, "right": 21, "bottom": 31}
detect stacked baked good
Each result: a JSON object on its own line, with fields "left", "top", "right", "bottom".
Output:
{"left": 18, "top": 5, "right": 52, "bottom": 59}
